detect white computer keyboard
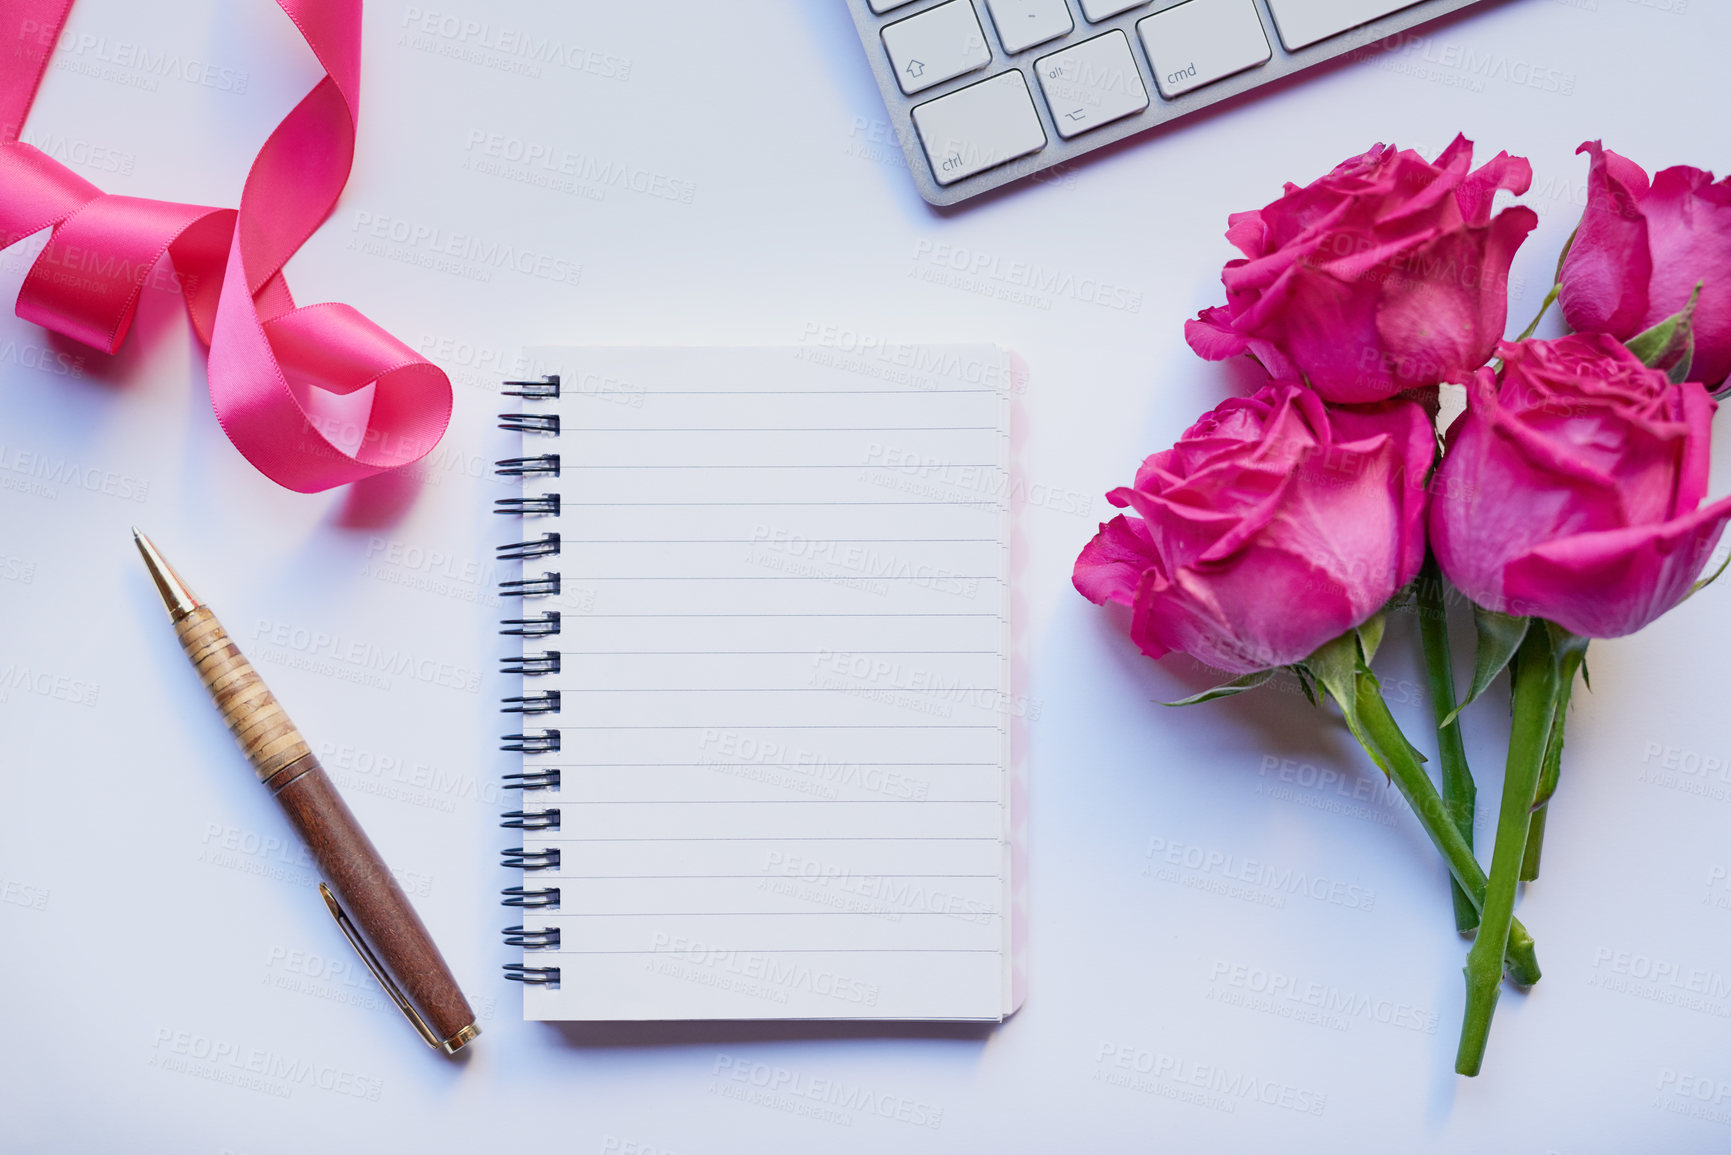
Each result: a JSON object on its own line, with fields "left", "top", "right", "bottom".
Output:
{"left": 845, "top": 0, "right": 1490, "bottom": 205}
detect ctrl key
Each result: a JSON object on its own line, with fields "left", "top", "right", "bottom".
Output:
{"left": 911, "top": 71, "right": 1046, "bottom": 186}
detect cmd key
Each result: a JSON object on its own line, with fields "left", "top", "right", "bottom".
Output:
{"left": 1137, "top": 0, "right": 1272, "bottom": 99}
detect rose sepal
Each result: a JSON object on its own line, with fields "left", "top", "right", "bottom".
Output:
{"left": 1624, "top": 284, "right": 1700, "bottom": 384}
{"left": 1299, "top": 622, "right": 1402, "bottom": 777}
{"left": 1160, "top": 669, "right": 1276, "bottom": 708}
{"left": 1441, "top": 608, "right": 1531, "bottom": 727}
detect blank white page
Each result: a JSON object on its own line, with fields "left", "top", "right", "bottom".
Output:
{"left": 510, "top": 346, "right": 1018, "bottom": 1020}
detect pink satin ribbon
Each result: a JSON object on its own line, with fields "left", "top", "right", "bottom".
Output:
{"left": 0, "top": 0, "right": 451, "bottom": 492}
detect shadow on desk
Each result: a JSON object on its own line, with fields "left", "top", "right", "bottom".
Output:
{"left": 541, "top": 1018, "right": 997, "bottom": 1049}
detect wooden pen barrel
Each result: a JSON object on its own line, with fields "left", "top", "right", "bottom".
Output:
{"left": 270, "top": 753, "right": 478, "bottom": 1047}
{"left": 172, "top": 607, "right": 477, "bottom": 1049}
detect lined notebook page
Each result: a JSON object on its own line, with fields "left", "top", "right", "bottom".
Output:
{"left": 515, "top": 345, "right": 1017, "bottom": 1020}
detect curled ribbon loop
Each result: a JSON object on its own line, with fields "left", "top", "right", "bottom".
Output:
{"left": 0, "top": 0, "right": 452, "bottom": 493}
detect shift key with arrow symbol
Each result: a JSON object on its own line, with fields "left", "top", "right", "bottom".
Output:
{"left": 880, "top": 0, "right": 993, "bottom": 95}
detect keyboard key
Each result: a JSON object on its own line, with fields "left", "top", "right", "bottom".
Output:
{"left": 868, "top": 0, "right": 920, "bottom": 12}
{"left": 911, "top": 70, "right": 1047, "bottom": 185}
{"left": 1264, "top": 0, "right": 1424, "bottom": 51}
{"left": 1035, "top": 30, "right": 1149, "bottom": 139}
{"left": 1078, "top": 0, "right": 1147, "bottom": 21}
{"left": 881, "top": 0, "right": 994, "bottom": 96}
{"left": 984, "top": 0, "right": 1074, "bottom": 54}
{"left": 1137, "top": 0, "right": 1271, "bottom": 99}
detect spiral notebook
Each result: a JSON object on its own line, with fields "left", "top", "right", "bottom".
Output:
{"left": 495, "top": 345, "right": 1027, "bottom": 1021}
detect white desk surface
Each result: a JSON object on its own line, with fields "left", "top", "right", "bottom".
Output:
{"left": 3, "top": 1, "right": 1729, "bottom": 1151}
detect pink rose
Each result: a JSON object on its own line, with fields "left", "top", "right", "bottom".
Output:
{"left": 1429, "top": 334, "right": 1731, "bottom": 638}
{"left": 1074, "top": 382, "right": 1434, "bottom": 674}
{"left": 1185, "top": 135, "right": 1538, "bottom": 404}
{"left": 1558, "top": 142, "right": 1731, "bottom": 387}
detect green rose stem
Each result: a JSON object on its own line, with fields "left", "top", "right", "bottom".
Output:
{"left": 1513, "top": 282, "right": 1562, "bottom": 343}
{"left": 1347, "top": 672, "right": 1540, "bottom": 987}
{"left": 1521, "top": 638, "right": 1587, "bottom": 881}
{"left": 1416, "top": 554, "right": 1479, "bottom": 933}
{"left": 1456, "top": 624, "right": 1561, "bottom": 1077}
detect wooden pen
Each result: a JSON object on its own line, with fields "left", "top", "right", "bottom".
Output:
{"left": 134, "top": 529, "right": 479, "bottom": 1055}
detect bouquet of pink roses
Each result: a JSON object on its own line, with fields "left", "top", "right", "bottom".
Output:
{"left": 1077, "top": 136, "right": 1731, "bottom": 1075}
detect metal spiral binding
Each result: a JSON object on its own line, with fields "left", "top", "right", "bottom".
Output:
{"left": 501, "top": 847, "right": 560, "bottom": 870}
{"left": 498, "top": 413, "right": 559, "bottom": 434}
{"left": 502, "top": 692, "right": 561, "bottom": 715}
{"left": 502, "top": 375, "right": 560, "bottom": 400}
{"left": 495, "top": 455, "right": 561, "bottom": 477}
{"left": 502, "top": 651, "right": 560, "bottom": 675}
{"left": 500, "top": 573, "right": 560, "bottom": 597}
{"left": 501, "top": 613, "right": 560, "bottom": 638}
{"left": 494, "top": 494, "right": 559, "bottom": 516}
{"left": 501, "top": 731, "right": 560, "bottom": 754}
{"left": 504, "top": 768, "right": 561, "bottom": 789}
{"left": 499, "top": 375, "right": 563, "bottom": 987}
{"left": 501, "top": 809, "right": 562, "bottom": 830}
{"left": 497, "top": 533, "right": 560, "bottom": 560}
{"left": 502, "top": 926, "right": 561, "bottom": 948}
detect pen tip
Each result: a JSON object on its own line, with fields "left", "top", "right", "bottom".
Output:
{"left": 134, "top": 531, "right": 202, "bottom": 619}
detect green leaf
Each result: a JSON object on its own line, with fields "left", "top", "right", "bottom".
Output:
{"left": 1443, "top": 607, "right": 1531, "bottom": 726}
{"left": 1624, "top": 284, "right": 1699, "bottom": 382}
{"left": 1356, "top": 613, "right": 1387, "bottom": 665}
{"left": 1161, "top": 668, "right": 1275, "bottom": 707}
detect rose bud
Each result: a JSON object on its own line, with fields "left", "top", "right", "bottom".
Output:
{"left": 1430, "top": 334, "right": 1731, "bottom": 638}
{"left": 1558, "top": 142, "right": 1731, "bottom": 387}
{"left": 1185, "top": 135, "right": 1538, "bottom": 404}
{"left": 1074, "top": 382, "right": 1434, "bottom": 674}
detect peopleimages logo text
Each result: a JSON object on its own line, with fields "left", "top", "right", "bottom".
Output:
{"left": 400, "top": 7, "right": 632, "bottom": 80}
{"left": 1145, "top": 836, "right": 1376, "bottom": 911}
{"left": 911, "top": 240, "right": 1142, "bottom": 313}
{"left": 40, "top": 27, "right": 249, "bottom": 92}
{"left": 349, "top": 211, "right": 582, "bottom": 286}
{"left": 0, "top": 443, "right": 147, "bottom": 502}
{"left": 251, "top": 618, "right": 481, "bottom": 693}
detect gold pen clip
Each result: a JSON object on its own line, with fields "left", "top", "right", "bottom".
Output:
{"left": 318, "top": 882, "right": 443, "bottom": 1050}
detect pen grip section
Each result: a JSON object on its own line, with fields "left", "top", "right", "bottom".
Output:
{"left": 274, "top": 757, "right": 478, "bottom": 1046}
{"left": 174, "top": 606, "right": 310, "bottom": 782}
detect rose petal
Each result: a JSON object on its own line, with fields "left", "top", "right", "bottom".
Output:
{"left": 1184, "top": 307, "right": 1250, "bottom": 362}
{"left": 1559, "top": 142, "right": 1655, "bottom": 338}
{"left": 1139, "top": 545, "right": 1362, "bottom": 674}
{"left": 1639, "top": 165, "right": 1731, "bottom": 386}
{"left": 1455, "top": 149, "right": 1534, "bottom": 226}
{"left": 1374, "top": 207, "right": 1536, "bottom": 394}
{"left": 1504, "top": 496, "right": 1731, "bottom": 637}
{"left": 1073, "top": 514, "right": 1159, "bottom": 607}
